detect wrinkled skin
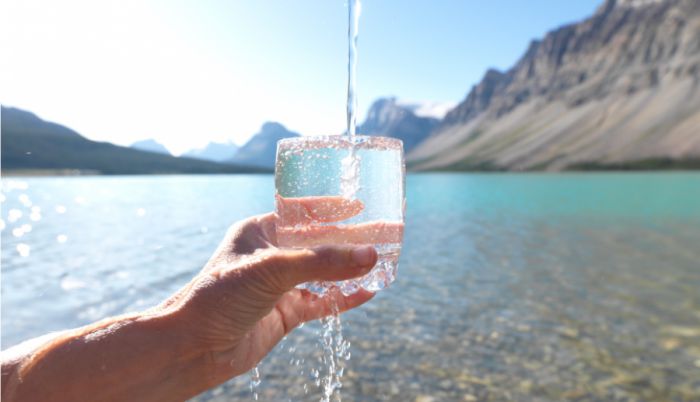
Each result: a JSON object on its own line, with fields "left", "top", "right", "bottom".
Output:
{"left": 163, "top": 207, "right": 378, "bottom": 384}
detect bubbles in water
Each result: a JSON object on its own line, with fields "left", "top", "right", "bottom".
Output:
{"left": 55, "top": 205, "right": 67, "bottom": 214}
{"left": 16, "top": 243, "right": 30, "bottom": 257}
{"left": 21, "top": 223, "right": 32, "bottom": 233}
{"left": 57, "top": 234, "right": 68, "bottom": 243}
{"left": 136, "top": 208, "right": 146, "bottom": 217}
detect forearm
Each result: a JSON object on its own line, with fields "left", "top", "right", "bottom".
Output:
{"left": 1, "top": 311, "right": 212, "bottom": 402}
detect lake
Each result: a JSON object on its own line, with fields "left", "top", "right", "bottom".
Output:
{"left": 2, "top": 173, "right": 700, "bottom": 401}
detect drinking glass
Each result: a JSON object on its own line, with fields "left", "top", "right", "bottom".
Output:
{"left": 275, "top": 135, "right": 405, "bottom": 295}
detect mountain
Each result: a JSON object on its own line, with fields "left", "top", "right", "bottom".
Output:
{"left": 1, "top": 106, "right": 264, "bottom": 174}
{"left": 130, "top": 139, "right": 171, "bottom": 155}
{"left": 359, "top": 98, "right": 443, "bottom": 153}
{"left": 183, "top": 141, "right": 239, "bottom": 163}
{"left": 409, "top": 0, "right": 700, "bottom": 171}
{"left": 228, "top": 122, "right": 300, "bottom": 169}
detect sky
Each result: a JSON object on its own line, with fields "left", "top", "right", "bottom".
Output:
{"left": 1, "top": 0, "right": 601, "bottom": 155}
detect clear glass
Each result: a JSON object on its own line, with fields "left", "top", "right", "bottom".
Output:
{"left": 275, "top": 135, "right": 405, "bottom": 295}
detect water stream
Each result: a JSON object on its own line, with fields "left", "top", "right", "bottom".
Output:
{"left": 253, "top": 1, "right": 363, "bottom": 400}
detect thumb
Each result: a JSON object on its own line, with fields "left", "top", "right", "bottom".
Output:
{"left": 255, "top": 245, "right": 378, "bottom": 293}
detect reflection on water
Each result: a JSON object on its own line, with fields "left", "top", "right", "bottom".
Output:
{"left": 2, "top": 173, "right": 700, "bottom": 401}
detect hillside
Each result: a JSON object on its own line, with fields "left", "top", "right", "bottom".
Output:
{"left": 1, "top": 106, "right": 264, "bottom": 175}
{"left": 409, "top": 0, "right": 700, "bottom": 171}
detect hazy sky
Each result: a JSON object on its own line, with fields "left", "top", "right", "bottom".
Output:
{"left": 1, "top": 0, "right": 600, "bottom": 155}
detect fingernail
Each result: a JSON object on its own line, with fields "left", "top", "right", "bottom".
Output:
{"left": 351, "top": 246, "right": 375, "bottom": 266}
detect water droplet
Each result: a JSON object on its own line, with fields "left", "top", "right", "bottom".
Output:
{"left": 249, "top": 365, "right": 261, "bottom": 400}
{"left": 8, "top": 209, "right": 23, "bottom": 223}
{"left": 12, "top": 227, "right": 25, "bottom": 237}
{"left": 5, "top": 180, "right": 29, "bottom": 191}
{"left": 136, "top": 208, "right": 146, "bottom": 217}
{"left": 16, "top": 243, "right": 30, "bottom": 257}
{"left": 55, "top": 205, "right": 67, "bottom": 214}
{"left": 57, "top": 234, "right": 68, "bottom": 243}
{"left": 61, "top": 277, "right": 87, "bottom": 291}
{"left": 18, "top": 194, "right": 32, "bottom": 207}
{"left": 20, "top": 223, "right": 32, "bottom": 233}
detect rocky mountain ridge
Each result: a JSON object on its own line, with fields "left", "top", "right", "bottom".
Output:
{"left": 409, "top": 0, "right": 700, "bottom": 170}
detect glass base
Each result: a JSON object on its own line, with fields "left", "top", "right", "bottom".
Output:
{"left": 297, "top": 245, "right": 400, "bottom": 296}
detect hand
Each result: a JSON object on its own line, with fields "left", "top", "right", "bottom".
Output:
{"left": 164, "top": 198, "right": 378, "bottom": 390}
{"left": 1, "top": 198, "right": 381, "bottom": 402}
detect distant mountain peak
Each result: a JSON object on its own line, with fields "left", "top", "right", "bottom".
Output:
{"left": 261, "top": 121, "right": 287, "bottom": 132}
{"left": 359, "top": 97, "right": 442, "bottom": 152}
{"left": 228, "top": 122, "right": 300, "bottom": 169}
{"left": 183, "top": 141, "right": 239, "bottom": 163}
{"left": 130, "top": 139, "right": 171, "bottom": 156}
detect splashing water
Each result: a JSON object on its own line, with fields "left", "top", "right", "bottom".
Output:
{"left": 249, "top": 365, "right": 261, "bottom": 400}
{"left": 318, "top": 300, "right": 351, "bottom": 402}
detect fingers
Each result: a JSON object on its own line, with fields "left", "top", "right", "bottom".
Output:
{"left": 223, "top": 213, "right": 278, "bottom": 255}
{"left": 271, "top": 288, "right": 375, "bottom": 333}
{"left": 277, "top": 221, "right": 404, "bottom": 247}
{"left": 254, "top": 245, "right": 378, "bottom": 293}
{"left": 276, "top": 195, "right": 364, "bottom": 225}
{"left": 296, "top": 288, "right": 375, "bottom": 323}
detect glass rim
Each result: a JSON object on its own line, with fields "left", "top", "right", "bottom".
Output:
{"left": 277, "top": 135, "right": 403, "bottom": 150}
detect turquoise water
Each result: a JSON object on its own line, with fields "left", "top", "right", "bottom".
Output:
{"left": 2, "top": 173, "right": 699, "bottom": 401}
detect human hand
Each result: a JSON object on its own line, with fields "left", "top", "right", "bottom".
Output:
{"left": 0, "top": 198, "right": 381, "bottom": 402}
{"left": 164, "top": 197, "right": 378, "bottom": 390}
